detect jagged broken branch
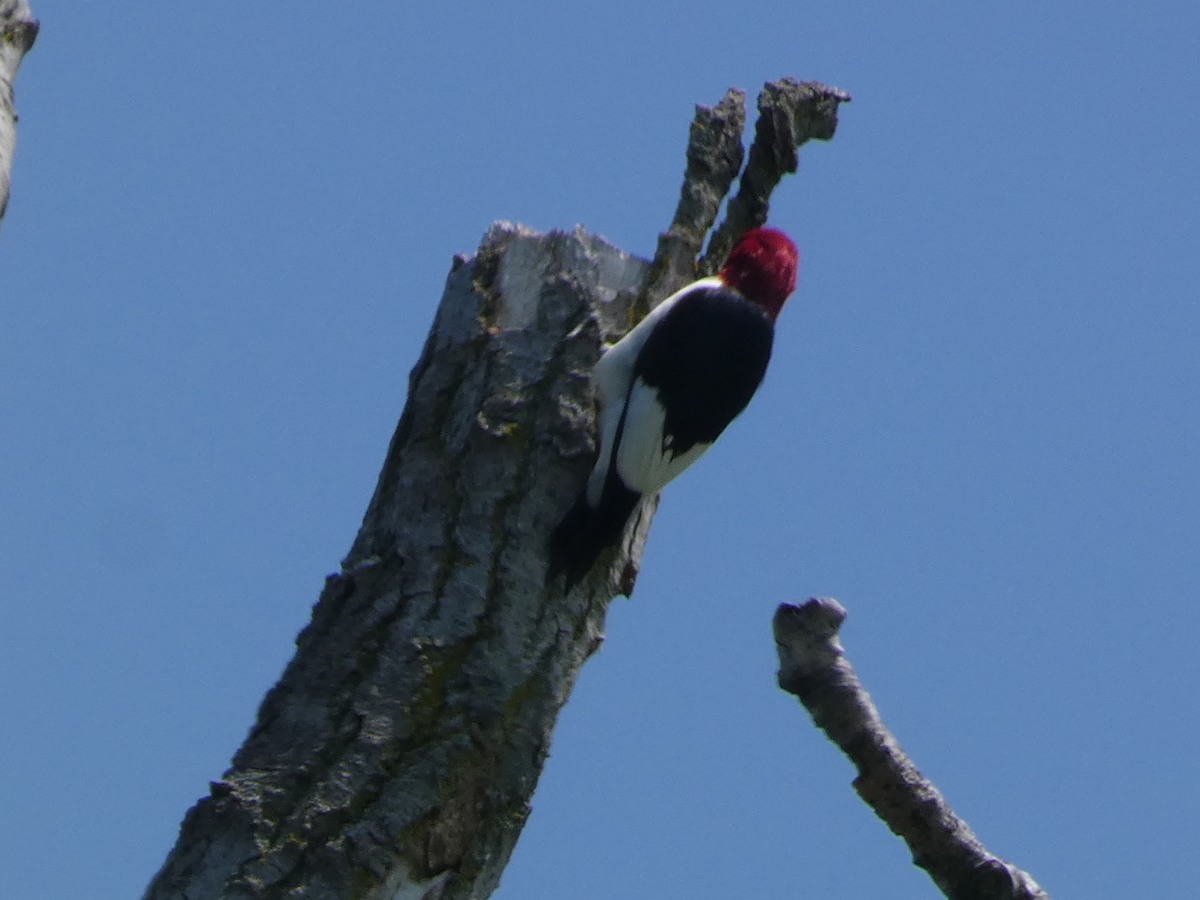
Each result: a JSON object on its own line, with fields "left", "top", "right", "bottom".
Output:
{"left": 647, "top": 77, "right": 850, "bottom": 306}
{"left": 699, "top": 78, "right": 850, "bottom": 276}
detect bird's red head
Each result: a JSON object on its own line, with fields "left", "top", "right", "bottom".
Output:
{"left": 718, "top": 227, "right": 799, "bottom": 321}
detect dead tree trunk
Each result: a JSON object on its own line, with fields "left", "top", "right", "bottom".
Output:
{"left": 0, "top": 0, "right": 38, "bottom": 234}
{"left": 143, "top": 79, "right": 849, "bottom": 900}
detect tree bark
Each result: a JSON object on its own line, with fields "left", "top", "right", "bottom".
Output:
{"left": 143, "top": 80, "right": 848, "bottom": 900}
{"left": 0, "top": 0, "right": 38, "bottom": 233}
{"left": 775, "top": 600, "right": 1051, "bottom": 900}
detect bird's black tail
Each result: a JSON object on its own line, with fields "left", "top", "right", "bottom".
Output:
{"left": 548, "top": 480, "right": 641, "bottom": 587}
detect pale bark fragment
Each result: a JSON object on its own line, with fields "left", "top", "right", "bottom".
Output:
{"left": 0, "top": 0, "right": 38, "bottom": 232}
{"left": 774, "top": 599, "right": 1051, "bottom": 900}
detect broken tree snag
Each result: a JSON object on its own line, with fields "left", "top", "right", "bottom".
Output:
{"left": 699, "top": 79, "right": 851, "bottom": 276}
{"left": 773, "top": 600, "right": 1052, "bottom": 900}
{"left": 0, "top": 0, "right": 39, "bottom": 231}
{"left": 144, "top": 78, "right": 845, "bottom": 900}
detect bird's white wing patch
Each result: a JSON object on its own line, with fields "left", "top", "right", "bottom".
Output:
{"left": 585, "top": 277, "right": 725, "bottom": 506}
{"left": 587, "top": 335, "right": 637, "bottom": 507}
{"left": 615, "top": 378, "right": 711, "bottom": 495}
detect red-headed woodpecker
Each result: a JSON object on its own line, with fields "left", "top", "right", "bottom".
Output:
{"left": 550, "top": 227, "right": 799, "bottom": 583}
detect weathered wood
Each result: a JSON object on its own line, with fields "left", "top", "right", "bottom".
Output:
{"left": 641, "top": 87, "right": 747, "bottom": 310}
{"left": 145, "top": 224, "right": 651, "bottom": 900}
{"left": 0, "top": 0, "right": 38, "bottom": 232}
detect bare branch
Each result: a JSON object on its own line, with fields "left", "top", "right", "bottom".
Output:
{"left": 700, "top": 79, "right": 850, "bottom": 275}
{"left": 0, "top": 0, "right": 38, "bottom": 232}
{"left": 774, "top": 599, "right": 1051, "bottom": 900}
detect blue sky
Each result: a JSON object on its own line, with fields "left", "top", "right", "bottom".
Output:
{"left": 2, "top": 2, "right": 1198, "bottom": 898}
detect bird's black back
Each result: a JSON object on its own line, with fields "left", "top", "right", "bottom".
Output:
{"left": 633, "top": 285, "right": 774, "bottom": 458}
